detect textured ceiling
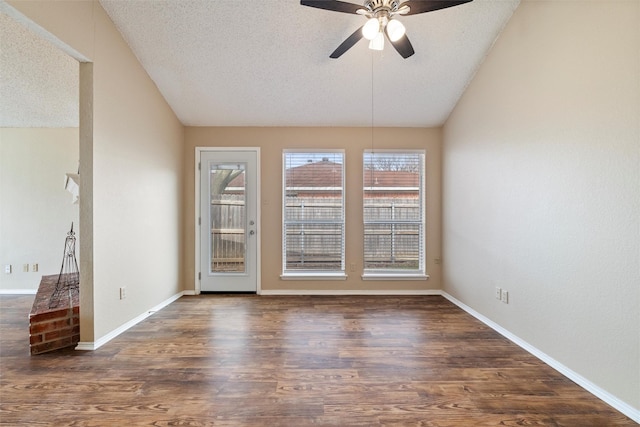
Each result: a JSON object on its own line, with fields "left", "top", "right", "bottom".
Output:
{"left": 1, "top": 0, "right": 520, "bottom": 129}
{"left": 0, "top": 10, "right": 79, "bottom": 128}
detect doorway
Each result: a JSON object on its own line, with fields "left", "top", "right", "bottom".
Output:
{"left": 198, "top": 148, "right": 260, "bottom": 293}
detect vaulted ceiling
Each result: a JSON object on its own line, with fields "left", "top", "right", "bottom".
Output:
{"left": 1, "top": 0, "right": 520, "bottom": 128}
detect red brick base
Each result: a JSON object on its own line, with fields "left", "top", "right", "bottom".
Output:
{"left": 29, "top": 275, "right": 80, "bottom": 355}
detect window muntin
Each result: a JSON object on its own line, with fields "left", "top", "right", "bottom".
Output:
{"left": 363, "top": 150, "right": 425, "bottom": 274}
{"left": 283, "top": 151, "right": 345, "bottom": 274}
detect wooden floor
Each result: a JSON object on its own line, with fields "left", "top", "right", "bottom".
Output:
{"left": 0, "top": 294, "right": 634, "bottom": 426}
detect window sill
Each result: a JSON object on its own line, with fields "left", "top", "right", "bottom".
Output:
{"left": 281, "top": 272, "right": 347, "bottom": 281}
{"left": 361, "top": 273, "right": 429, "bottom": 281}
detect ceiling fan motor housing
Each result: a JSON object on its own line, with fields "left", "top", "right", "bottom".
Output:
{"left": 364, "top": 0, "right": 401, "bottom": 14}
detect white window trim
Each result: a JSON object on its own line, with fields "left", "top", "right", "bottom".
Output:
{"left": 363, "top": 149, "right": 426, "bottom": 276}
{"left": 362, "top": 272, "right": 429, "bottom": 281}
{"left": 280, "top": 272, "right": 348, "bottom": 280}
{"left": 282, "top": 149, "right": 346, "bottom": 276}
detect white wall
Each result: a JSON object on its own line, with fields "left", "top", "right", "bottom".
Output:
{"left": 0, "top": 128, "right": 79, "bottom": 291}
{"left": 443, "top": 0, "right": 639, "bottom": 412}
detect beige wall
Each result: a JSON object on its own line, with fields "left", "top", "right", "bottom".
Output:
{"left": 443, "top": 0, "right": 639, "bottom": 411}
{"left": 185, "top": 127, "right": 442, "bottom": 292}
{"left": 0, "top": 128, "right": 79, "bottom": 291}
{"left": 90, "top": 2, "right": 184, "bottom": 340}
{"left": 7, "top": 1, "right": 185, "bottom": 343}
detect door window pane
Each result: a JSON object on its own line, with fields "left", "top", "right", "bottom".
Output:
{"left": 209, "top": 164, "right": 245, "bottom": 273}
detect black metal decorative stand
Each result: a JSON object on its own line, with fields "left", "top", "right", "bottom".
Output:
{"left": 49, "top": 223, "right": 80, "bottom": 309}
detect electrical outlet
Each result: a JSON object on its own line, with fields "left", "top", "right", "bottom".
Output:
{"left": 495, "top": 287, "right": 502, "bottom": 300}
{"left": 119, "top": 287, "right": 126, "bottom": 300}
{"left": 349, "top": 263, "right": 356, "bottom": 272}
{"left": 501, "top": 290, "right": 509, "bottom": 304}
{"left": 23, "top": 264, "right": 29, "bottom": 272}
{"left": 4, "top": 264, "right": 11, "bottom": 274}
{"left": 32, "top": 263, "right": 38, "bottom": 272}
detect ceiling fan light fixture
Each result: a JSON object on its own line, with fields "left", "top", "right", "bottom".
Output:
{"left": 362, "top": 17, "right": 380, "bottom": 40}
{"left": 300, "top": 0, "right": 474, "bottom": 59}
{"left": 386, "top": 19, "right": 405, "bottom": 42}
{"left": 369, "top": 31, "right": 385, "bottom": 50}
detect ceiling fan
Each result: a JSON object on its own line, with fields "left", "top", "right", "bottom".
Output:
{"left": 301, "top": 0, "right": 473, "bottom": 59}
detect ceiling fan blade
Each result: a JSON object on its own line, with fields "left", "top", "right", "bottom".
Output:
{"left": 385, "top": 27, "right": 415, "bottom": 58}
{"left": 400, "top": 0, "right": 473, "bottom": 16}
{"left": 330, "top": 26, "right": 364, "bottom": 58}
{"left": 301, "top": 0, "right": 365, "bottom": 14}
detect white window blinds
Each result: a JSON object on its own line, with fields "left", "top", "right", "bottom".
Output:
{"left": 283, "top": 151, "right": 345, "bottom": 274}
{"left": 363, "top": 151, "right": 425, "bottom": 273}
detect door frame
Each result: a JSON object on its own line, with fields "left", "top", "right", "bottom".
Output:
{"left": 195, "top": 147, "right": 261, "bottom": 295}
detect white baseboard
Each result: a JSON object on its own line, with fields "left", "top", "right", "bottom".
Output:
{"left": 74, "top": 341, "right": 98, "bottom": 351}
{"left": 442, "top": 292, "right": 640, "bottom": 424}
{"left": 260, "top": 289, "right": 441, "bottom": 296}
{"left": 181, "top": 289, "right": 198, "bottom": 296}
{"left": 0, "top": 289, "right": 37, "bottom": 295}
{"left": 75, "top": 291, "right": 186, "bottom": 352}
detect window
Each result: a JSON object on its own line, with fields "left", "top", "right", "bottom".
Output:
{"left": 283, "top": 151, "right": 345, "bottom": 276}
{"left": 363, "top": 150, "right": 425, "bottom": 276}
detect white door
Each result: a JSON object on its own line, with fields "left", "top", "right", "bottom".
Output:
{"left": 199, "top": 149, "right": 259, "bottom": 292}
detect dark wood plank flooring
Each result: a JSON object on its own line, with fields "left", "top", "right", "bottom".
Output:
{"left": 0, "top": 294, "right": 635, "bottom": 426}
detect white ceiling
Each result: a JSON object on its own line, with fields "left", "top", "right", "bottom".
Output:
{"left": 0, "top": 10, "right": 78, "bottom": 128}
{"left": 1, "top": 0, "right": 520, "bottom": 128}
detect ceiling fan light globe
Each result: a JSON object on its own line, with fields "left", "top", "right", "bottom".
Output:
{"left": 368, "top": 32, "right": 385, "bottom": 50}
{"left": 387, "top": 19, "right": 406, "bottom": 42}
{"left": 362, "top": 18, "right": 380, "bottom": 40}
